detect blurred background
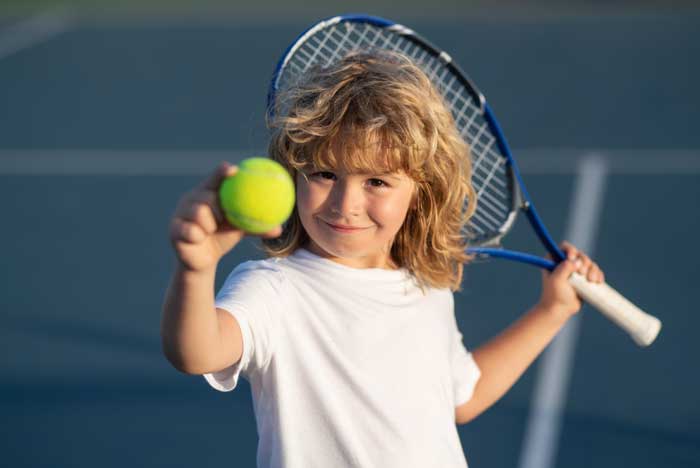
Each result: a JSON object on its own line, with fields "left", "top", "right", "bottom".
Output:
{"left": 1, "top": 1, "right": 698, "bottom": 467}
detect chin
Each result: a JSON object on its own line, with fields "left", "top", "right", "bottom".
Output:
{"left": 318, "top": 238, "right": 392, "bottom": 263}
{"left": 317, "top": 240, "right": 364, "bottom": 258}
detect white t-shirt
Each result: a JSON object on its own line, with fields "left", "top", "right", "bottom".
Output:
{"left": 204, "top": 248, "right": 481, "bottom": 468}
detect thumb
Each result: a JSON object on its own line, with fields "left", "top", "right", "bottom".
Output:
{"left": 199, "top": 162, "right": 238, "bottom": 191}
{"left": 213, "top": 225, "right": 246, "bottom": 254}
{"left": 550, "top": 259, "right": 577, "bottom": 282}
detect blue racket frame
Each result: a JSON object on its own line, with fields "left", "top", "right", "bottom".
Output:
{"left": 267, "top": 14, "right": 568, "bottom": 272}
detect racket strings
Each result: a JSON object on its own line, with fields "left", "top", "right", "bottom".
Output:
{"left": 276, "top": 21, "right": 514, "bottom": 244}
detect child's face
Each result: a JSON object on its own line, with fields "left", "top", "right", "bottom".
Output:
{"left": 296, "top": 166, "right": 415, "bottom": 269}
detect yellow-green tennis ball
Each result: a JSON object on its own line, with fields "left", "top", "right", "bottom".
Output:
{"left": 218, "top": 157, "right": 295, "bottom": 233}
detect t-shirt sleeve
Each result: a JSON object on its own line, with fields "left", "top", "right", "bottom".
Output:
{"left": 203, "top": 260, "right": 283, "bottom": 392}
{"left": 449, "top": 314, "right": 481, "bottom": 407}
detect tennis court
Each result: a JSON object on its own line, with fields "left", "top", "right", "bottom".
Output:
{"left": 1, "top": 4, "right": 699, "bottom": 467}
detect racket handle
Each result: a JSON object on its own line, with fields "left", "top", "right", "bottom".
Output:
{"left": 568, "top": 273, "right": 661, "bottom": 346}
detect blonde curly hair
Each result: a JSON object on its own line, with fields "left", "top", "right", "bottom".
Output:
{"left": 263, "top": 50, "right": 476, "bottom": 291}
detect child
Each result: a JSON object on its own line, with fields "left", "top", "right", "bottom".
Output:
{"left": 161, "top": 51, "right": 603, "bottom": 468}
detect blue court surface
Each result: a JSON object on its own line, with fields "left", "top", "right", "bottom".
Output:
{"left": 1, "top": 8, "right": 699, "bottom": 468}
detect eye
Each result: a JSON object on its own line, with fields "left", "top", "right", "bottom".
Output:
{"left": 367, "top": 178, "right": 389, "bottom": 188}
{"left": 310, "top": 171, "right": 336, "bottom": 181}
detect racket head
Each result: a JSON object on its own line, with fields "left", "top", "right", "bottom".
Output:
{"left": 266, "top": 14, "right": 528, "bottom": 248}
{"left": 266, "top": 15, "right": 661, "bottom": 347}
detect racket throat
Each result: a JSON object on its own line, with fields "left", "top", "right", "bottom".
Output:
{"left": 522, "top": 202, "right": 566, "bottom": 263}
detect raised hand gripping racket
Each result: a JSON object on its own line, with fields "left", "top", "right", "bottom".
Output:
{"left": 267, "top": 14, "right": 661, "bottom": 346}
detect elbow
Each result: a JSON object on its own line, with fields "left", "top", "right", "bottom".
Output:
{"left": 162, "top": 351, "right": 210, "bottom": 375}
{"left": 161, "top": 343, "right": 190, "bottom": 374}
{"left": 454, "top": 397, "right": 483, "bottom": 426}
{"left": 455, "top": 413, "right": 477, "bottom": 426}
{"left": 161, "top": 335, "right": 203, "bottom": 375}
{"left": 161, "top": 339, "right": 223, "bottom": 375}
{"left": 161, "top": 331, "right": 182, "bottom": 371}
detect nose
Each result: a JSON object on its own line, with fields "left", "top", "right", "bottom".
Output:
{"left": 328, "top": 179, "right": 363, "bottom": 217}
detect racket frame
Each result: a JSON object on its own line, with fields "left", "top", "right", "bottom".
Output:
{"left": 267, "top": 14, "right": 565, "bottom": 269}
{"left": 265, "top": 13, "right": 661, "bottom": 346}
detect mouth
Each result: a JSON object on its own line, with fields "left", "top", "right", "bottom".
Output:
{"left": 320, "top": 219, "right": 372, "bottom": 233}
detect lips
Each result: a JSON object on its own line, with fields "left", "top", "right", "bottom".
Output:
{"left": 320, "top": 219, "right": 371, "bottom": 233}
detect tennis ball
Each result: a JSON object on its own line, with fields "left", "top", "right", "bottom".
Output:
{"left": 219, "top": 157, "right": 295, "bottom": 234}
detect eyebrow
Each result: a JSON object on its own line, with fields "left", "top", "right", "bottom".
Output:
{"left": 353, "top": 171, "right": 402, "bottom": 180}
{"left": 310, "top": 167, "right": 405, "bottom": 182}
{"left": 373, "top": 173, "right": 404, "bottom": 182}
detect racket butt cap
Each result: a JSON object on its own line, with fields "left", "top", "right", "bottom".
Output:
{"left": 634, "top": 317, "right": 662, "bottom": 347}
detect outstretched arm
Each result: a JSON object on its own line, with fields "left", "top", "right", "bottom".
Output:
{"left": 161, "top": 163, "right": 280, "bottom": 375}
{"left": 455, "top": 243, "right": 603, "bottom": 425}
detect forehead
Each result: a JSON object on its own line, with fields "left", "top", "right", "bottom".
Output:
{"left": 306, "top": 130, "right": 412, "bottom": 174}
{"left": 308, "top": 155, "right": 400, "bottom": 174}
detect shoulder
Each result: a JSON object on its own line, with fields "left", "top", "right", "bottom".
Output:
{"left": 221, "top": 257, "right": 290, "bottom": 293}
{"left": 215, "top": 257, "right": 298, "bottom": 316}
{"left": 418, "top": 286, "right": 456, "bottom": 325}
{"left": 421, "top": 285, "right": 454, "bottom": 305}
{"left": 223, "top": 250, "right": 332, "bottom": 292}
{"left": 230, "top": 257, "right": 284, "bottom": 277}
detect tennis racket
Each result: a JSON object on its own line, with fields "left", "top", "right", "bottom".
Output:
{"left": 267, "top": 14, "right": 661, "bottom": 346}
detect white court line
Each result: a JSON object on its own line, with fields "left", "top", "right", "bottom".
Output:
{"left": 0, "top": 9, "right": 74, "bottom": 61}
{"left": 0, "top": 149, "right": 699, "bottom": 175}
{"left": 517, "top": 154, "right": 609, "bottom": 468}
{"left": 0, "top": 150, "right": 245, "bottom": 175}
{"left": 514, "top": 149, "right": 700, "bottom": 174}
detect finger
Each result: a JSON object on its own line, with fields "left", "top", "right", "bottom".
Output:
{"left": 551, "top": 258, "right": 578, "bottom": 281}
{"left": 194, "top": 203, "right": 219, "bottom": 235}
{"left": 587, "top": 262, "right": 604, "bottom": 283}
{"left": 259, "top": 225, "right": 284, "bottom": 239}
{"left": 576, "top": 254, "right": 593, "bottom": 276}
{"left": 178, "top": 199, "right": 219, "bottom": 234}
{"left": 586, "top": 263, "right": 596, "bottom": 282}
{"left": 212, "top": 227, "right": 246, "bottom": 252}
{"left": 170, "top": 218, "right": 207, "bottom": 244}
{"left": 202, "top": 190, "right": 226, "bottom": 225}
{"left": 188, "top": 191, "right": 226, "bottom": 228}
{"left": 182, "top": 190, "right": 227, "bottom": 224}
{"left": 559, "top": 241, "right": 579, "bottom": 261}
{"left": 197, "top": 162, "right": 238, "bottom": 191}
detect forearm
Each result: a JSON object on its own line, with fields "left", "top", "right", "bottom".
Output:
{"left": 462, "top": 305, "right": 569, "bottom": 421}
{"left": 160, "top": 265, "right": 221, "bottom": 374}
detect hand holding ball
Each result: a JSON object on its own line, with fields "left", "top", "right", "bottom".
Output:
{"left": 218, "top": 158, "right": 295, "bottom": 234}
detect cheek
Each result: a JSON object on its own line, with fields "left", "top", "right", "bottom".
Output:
{"left": 295, "top": 177, "right": 318, "bottom": 217}
{"left": 371, "top": 194, "right": 413, "bottom": 230}
{"left": 295, "top": 181, "right": 310, "bottom": 215}
{"left": 295, "top": 174, "right": 307, "bottom": 198}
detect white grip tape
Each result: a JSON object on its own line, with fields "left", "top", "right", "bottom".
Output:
{"left": 568, "top": 273, "right": 662, "bottom": 346}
